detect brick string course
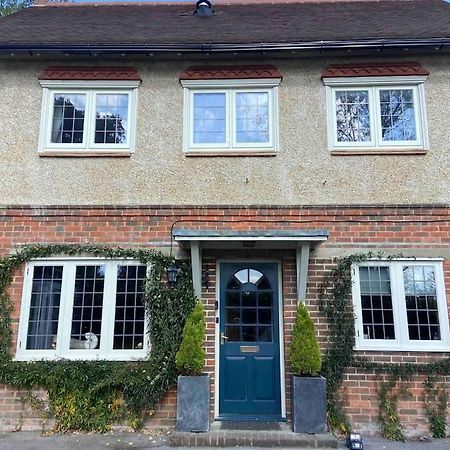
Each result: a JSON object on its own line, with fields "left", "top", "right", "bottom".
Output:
{"left": 0, "top": 204, "right": 449, "bottom": 435}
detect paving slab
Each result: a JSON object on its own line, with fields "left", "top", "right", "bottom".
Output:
{"left": 0, "top": 431, "right": 170, "bottom": 450}
{"left": 0, "top": 431, "right": 449, "bottom": 450}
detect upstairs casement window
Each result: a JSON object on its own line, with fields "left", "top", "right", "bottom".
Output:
{"left": 38, "top": 67, "right": 141, "bottom": 155}
{"left": 16, "top": 260, "right": 149, "bottom": 360}
{"left": 352, "top": 260, "right": 450, "bottom": 352}
{"left": 322, "top": 62, "right": 430, "bottom": 153}
{"left": 180, "top": 65, "right": 282, "bottom": 155}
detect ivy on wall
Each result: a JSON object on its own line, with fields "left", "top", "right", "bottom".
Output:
{"left": 424, "top": 376, "right": 448, "bottom": 439}
{"left": 319, "top": 252, "right": 449, "bottom": 439}
{"left": 0, "top": 244, "right": 197, "bottom": 432}
{"left": 0, "top": 246, "right": 448, "bottom": 437}
{"left": 377, "top": 379, "right": 407, "bottom": 442}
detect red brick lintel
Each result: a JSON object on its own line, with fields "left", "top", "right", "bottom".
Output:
{"left": 179, "top": 65, "right": 283, "bottom": 81}
{"left": 38, "top": 66, "right": 142, "bottom": 82}
{"left": 321, "top": 62, "right": 430, "bottom": 79}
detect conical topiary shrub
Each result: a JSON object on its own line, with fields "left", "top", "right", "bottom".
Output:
{"left": 176, "top": 302, "right": 206, "bottom": 376}
{"left": 289, "top": 302, "right": 322, "bottom": 376}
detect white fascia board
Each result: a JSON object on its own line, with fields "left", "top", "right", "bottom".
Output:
{"left": 39, "top": 79, "right": 141, "bottom": 88}
{"left": 323, "top": 75, "right": 428, "bottom": 87}
{"left": 180, "top": 78, "right": 282, "bottom": 88}
{"left": 173, "top": 235, "right": 328, "bottom": 242}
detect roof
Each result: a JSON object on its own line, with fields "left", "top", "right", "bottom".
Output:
{"left": 1, "top": 0, "right": 450, "bottom": 53}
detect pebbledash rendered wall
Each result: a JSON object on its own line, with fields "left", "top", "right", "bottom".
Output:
{"left": 0, "top": 204, "right": 449, "bottom": 436}
{"left": 0, "top": 55, "right": 450, "bottom": 207}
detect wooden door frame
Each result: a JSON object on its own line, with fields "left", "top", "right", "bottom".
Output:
{"left": 214, "top": 259, "right": 286, "bottom": 420}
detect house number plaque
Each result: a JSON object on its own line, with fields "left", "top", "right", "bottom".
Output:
{"left": 240, "top": 346, "right": 259, "bottom": 353}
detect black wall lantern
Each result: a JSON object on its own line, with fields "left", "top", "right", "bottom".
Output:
{"left": 166, "top": 263, "right": 179, "bottom": 288}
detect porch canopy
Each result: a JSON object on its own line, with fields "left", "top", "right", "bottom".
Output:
{"left": 173, "top": 229, "right": 329, "bottom": 301}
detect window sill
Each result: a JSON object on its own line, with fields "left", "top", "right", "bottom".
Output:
{"left": 185, "top": 150, "right": 277, "bottom": 157}
{"left": 354, "top": 345, "right": 449, "bottom": 353}
{"left": 38, "top": 150, "right": 132, "bottom": 158}
{"left": 14, "top": 353, "right": 149, "bottom": 361}
{"left": 331, "top": 148, "right": 428, "bottom": 156}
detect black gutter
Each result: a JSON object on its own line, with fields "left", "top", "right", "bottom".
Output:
{"left": 0, "top": 37, "right": 449, "bottom": 54}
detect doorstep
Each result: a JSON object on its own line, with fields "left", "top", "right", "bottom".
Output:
{"left": 169, "top": 421, "right": 339, "bottom": 447}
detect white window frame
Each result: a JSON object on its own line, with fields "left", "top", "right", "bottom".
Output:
{"left": 38, "top": 80, "right": 139, "bottom": 155}
{"left": 352, "top": 259, "right": 450, "bottom": 352}
{"left": 324, "top": 76, "right": 429, "bottom": 152}
{"left": 181, "top": 78, "right": 280, "bottom": 155}
{"left": 16, "top": 258, "right": 150, "bottom": 361}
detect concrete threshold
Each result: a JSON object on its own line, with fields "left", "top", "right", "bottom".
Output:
{"left": 169, "top": 422, "right": 339, "bottom": 447}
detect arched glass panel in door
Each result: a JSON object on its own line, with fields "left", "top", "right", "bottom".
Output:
{"left": 225, "top": 268, "right": 274, "bottom": 343}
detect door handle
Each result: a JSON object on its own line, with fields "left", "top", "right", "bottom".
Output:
{"left": 220, "top": 332, "right": 229, "bottom": 344}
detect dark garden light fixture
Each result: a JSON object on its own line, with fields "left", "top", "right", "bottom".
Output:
{"left": 166, "top": 263, "right": 180, "bottom": 288}
{"left": 346, "top": 433, "right": 363, "bottom": 450}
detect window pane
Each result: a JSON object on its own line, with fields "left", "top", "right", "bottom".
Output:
{"left": 94, "top": 94, "right": 128, "bottom": 145}
{"left": 403, "top": 266, "right": 441, "bottom": 341}
{"left": 51, "top": 94, "right": 86, "bottom": 144}
{"left": 359, "top": 266, "right": 395, "bottom": 340}
{"left": 379, "top": 89, "right": 416, "bottom": 141}
{"left": 193, "top": 93, "right": 226, "bottom": 144}
{"left": 335, "top": 90, "right": 371, "bottom": 142}
{"left": 113, "top": 265, "right": 146, "bottom": 350}
{"left": 70, "top": 265, "right": 105, "bottom": 350}
{"left": 26, "top": 266, "right": 63, "bottom": 350}
{"left": 235, "top": 92, "right": 269, "bottom": 143}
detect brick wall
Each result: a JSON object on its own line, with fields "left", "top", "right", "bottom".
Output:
{"left": 0, "top": 204, "right": 449, "bottom": 435}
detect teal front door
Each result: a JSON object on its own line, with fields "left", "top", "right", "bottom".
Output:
{"left": 219, "top": 262, "right": 282, "bottom": 420}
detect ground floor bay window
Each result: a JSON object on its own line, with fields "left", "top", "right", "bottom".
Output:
{"left": 16, "top": 260, "right": 149, "bottom": 360}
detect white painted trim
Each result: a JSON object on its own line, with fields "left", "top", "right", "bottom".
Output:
{"left": 357, "top": 257, "right": 444, "bottom": 262}
{"left": 187, "top": 89, "right": 230, "bottom": 150}
{"left": 277, "top": 262, "right": 286, "bottom": 419}
{"left": 231, "top": 89, "right": 274, "bottom": 150}
{"left": 214, "top": 259, "right": 286, "bottom": 420}
{"left": 16, "top": 259, "right": 150, "bottom": 361}
{"left": 326, "top": 81, "right": 429, "bottom": 152}
{"left": 323, "top": 76, "right": 428, "bottom": 87}
{"left": 182, "top": 82, "right": 280, "bottom": 154}
{"left": 190, "top": 241, "right": 202, "bottom": 299}
{"left": 296, "top": 242, "right": 310, "bottom": 302}
{"left": 38, "top": 86, "right": 138, "bottom": 154}
{"left": 329, "top": 86, "right": 376, "bottom": 149}
{"left": 29, "top": 256, "right": 142, "bottom": 262}
{"left": 39, "top": 80, "right": 141, "bottom": 88}
{"left": 180, "top": 78, "right": 282, "bottom": 88}
{"left": 214, "top": 259, "right": 220, "bottom": 419}
{"left": 351, "top": 259, "right": 450, "bottom": 352}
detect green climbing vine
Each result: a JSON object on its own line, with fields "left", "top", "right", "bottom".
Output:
{"left": 0, "top": 244, "right": 197, "bottom": 432}
{"left": 424, "top": 376, "right": 448, "bottom": 438}
{"left": 377, "top": 379, "right": 407, "bottom": 441}
{"left": 319, "top": 252, "right": 450, "bottom": 438}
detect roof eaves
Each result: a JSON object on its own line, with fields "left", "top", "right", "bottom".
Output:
{"left": 1, "top": 37, "right": 449, "bottom": 55}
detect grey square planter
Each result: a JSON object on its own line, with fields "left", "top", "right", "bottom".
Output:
{"left": 291, "top": 375, "right": 327, "bottom": 434}
{"left": 176, "top": 374, "right": 210, "bottom": 432}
